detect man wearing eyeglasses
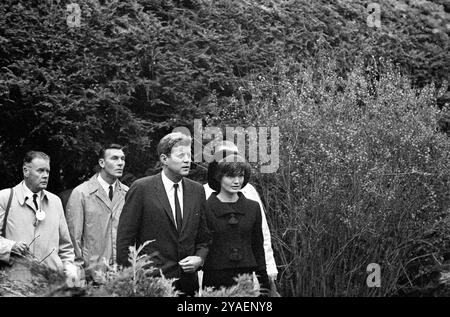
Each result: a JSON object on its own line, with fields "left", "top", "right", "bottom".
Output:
{"left": 0, "top": 151, "right": 78, "bottom": 285}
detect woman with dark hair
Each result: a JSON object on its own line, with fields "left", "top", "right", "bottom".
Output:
{"left": 203, "top": 154, "right": 269, "bottom": 295}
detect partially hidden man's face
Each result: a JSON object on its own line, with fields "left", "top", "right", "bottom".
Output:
{"left": 23, "top": 158, "right": 50, "bottom": 193}
{"left": 163, "top": 144, "right": 191, "bottom": 177}
{"left": 99, "top": 148, "right": 125, "bottom": 179}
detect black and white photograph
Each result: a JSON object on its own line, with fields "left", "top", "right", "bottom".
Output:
{"left": 0, "top": 0, "right": 449, "bottom": 302}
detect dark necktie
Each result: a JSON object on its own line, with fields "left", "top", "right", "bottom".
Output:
{"left": 109, "top": 185, "right": 113, "bottom": 201}
{"left": 33, "top": 193, "right": 39, "bottom": 210}
{"left": 173, "top": 183, "right": 182, "bottom": 232}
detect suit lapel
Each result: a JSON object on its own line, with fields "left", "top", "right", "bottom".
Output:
{"left": 154, "top": 173, "right": 177, "bottom": 229}
{"left": 87, "top": 175, "right": 113, "bottom": 210}
{"left": 181, "top": 179, "right": 193, "bottom": 235}
{"left": 25, "top": 197, "right": 36, "bottom": 211}
{"left": 111, "top": 182, "right": 125, "bottom": 212}
{"left": 95, "top": 186, "right": 112, "bottom": 210}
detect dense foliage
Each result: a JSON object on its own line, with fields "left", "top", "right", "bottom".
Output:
{"left": 0, "top": 241, "right": 259, "bottom": 296}
{"left": 1, "top": 0, "right": 448, "bottom": 190}
{"left": 207, "top": 57, "right": 450, "bottom": 296}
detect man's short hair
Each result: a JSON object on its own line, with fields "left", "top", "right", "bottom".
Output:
{"left": 208, "top": 154, "right": 251, "bottom": 192}
{"left": 23, "top": 151, "right": 50, "bottom": 166}
{"left": 157, "top": 132, "right": 192, "bottom": 157}
{"left": 215, "top": 140, "right": 238, "bottom": 153}
{"left": 212, "top": 140, "right": 239, "bottom": 162}
{"left": 98, "top": 144, "right": 124, "bottom": 160}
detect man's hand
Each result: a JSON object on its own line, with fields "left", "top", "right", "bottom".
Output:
{"left": 11, "top": 242, "right": 28, "bottom": 255}
{"left": 64, "top": 262, "right": 82, "bottom": 287}
{"left": 179, "top": 256, "right": 203, "bottom": 273}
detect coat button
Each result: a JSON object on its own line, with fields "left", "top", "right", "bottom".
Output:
{"left": 229, "top": 248, "right": 242, "bottom": 262}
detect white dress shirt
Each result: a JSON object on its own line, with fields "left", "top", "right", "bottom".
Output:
{"left": 161, "top": 170, "right": 184, "bottom": 227}
{"left": 97, "top": 174, "right": 117, "bottom": 197}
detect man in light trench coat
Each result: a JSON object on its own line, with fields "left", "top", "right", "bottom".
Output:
{"left": 0, "top": 151, "right": 78, "bottom": 285}
{"left": 65, "top": 144, "right": 128, "bottom": 280}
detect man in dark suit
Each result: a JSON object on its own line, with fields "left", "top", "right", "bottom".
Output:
{"left": 116, "top": 132, "right": 211, "bottom": 296}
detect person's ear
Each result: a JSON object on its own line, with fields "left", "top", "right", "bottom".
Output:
{"left": 98, "top": 158, "right": 105, "bottom": 169}
{"left": 23, "top": 165, "right": 30, "bottom": 177}
{"left": 160, "top": 154, "right": 168, "bottom": 166}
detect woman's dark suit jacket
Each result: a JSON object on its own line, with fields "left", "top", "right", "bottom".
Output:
{"left": 203, "top": 192, "right": 266, "bottom": 273}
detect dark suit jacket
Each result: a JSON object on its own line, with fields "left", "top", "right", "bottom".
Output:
{"left": 203, "top": 192, "right": 266, "bottom": 272}
{"left": 116, "top": 172, "right": 211, "bottom": 280}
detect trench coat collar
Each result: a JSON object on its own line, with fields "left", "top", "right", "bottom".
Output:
{"left": 207, "top": 192, "right": 246, "bottom": 217}
{"left": 86, "top": 174, "right": 127, "bottom": 210}
{"left": 15, "top": 181, "right": 49, "bottom": 208}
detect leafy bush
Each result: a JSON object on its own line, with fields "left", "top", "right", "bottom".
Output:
{"left": 0, "top": 241, "right": 260, "bottom": 297}
{"left": 199, "top": 274, "right": 260, "bottom": 297}
{"left": 82, "top": 240, "right": 180, "bottom": 297}
{"left": 0, "top": 254, "right": 67, "bottom": 297}
{"left": 206, "top": 55, "right": 450, "bottom": 296}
